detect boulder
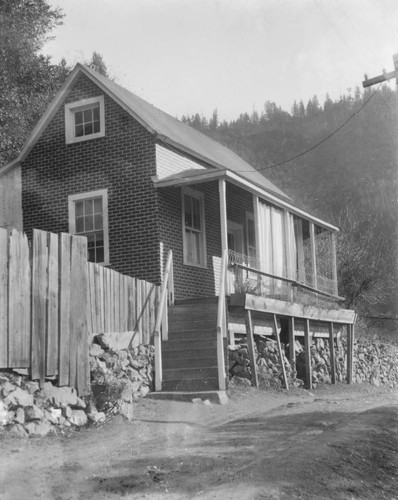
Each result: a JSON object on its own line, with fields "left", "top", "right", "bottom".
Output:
{"left": 69, "top": 410, "right": 88, "bottom": 427}
{"left": 4, "top": 387, "right": 34, "bottom": 408}
{"left": 25, "top": 420, "right": 52, "bottom": 437}
{"left": 25, "top": 405, "right": 45, "bottom": 421}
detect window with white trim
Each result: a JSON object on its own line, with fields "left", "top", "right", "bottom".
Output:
{"left": 65, "top": 96, "right": 105, "bottom": 144}
{"left": 68, "top": 189, "right": 109, "bottom": 264}
{"left": 182, "top": 187, "right": 207, "bottom": 267}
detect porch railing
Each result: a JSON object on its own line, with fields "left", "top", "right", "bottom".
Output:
{"left": 154, "top": 249, "right": 174, "bottom": 392}
{"left": 228, "top": 250, "right": 343, "bottom": 308}
{"left": 216, "top": 249, "right": 228, "bottom": 391}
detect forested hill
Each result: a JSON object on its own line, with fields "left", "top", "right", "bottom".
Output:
{"left": 182, "top": 87, "right": 398, "bottom": 316}
{"left": 181, "top": 86, "right": 397, "bottom": 226}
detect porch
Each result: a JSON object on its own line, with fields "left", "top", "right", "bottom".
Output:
{"left": 153, "top": 172, "right": 355, "bottom": 398}
{"left": 151, "top": 248, "right": 356, "bottom": 399}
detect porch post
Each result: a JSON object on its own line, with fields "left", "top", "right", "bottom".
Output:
{"left": 253, "top": 195, "right": 262, "bottom": 264}
{"left": 331, "top": 232, "right": 338, "bottom": 296}
{"left": 309, "top": 223, "right": 318, "bottom": 289}
{"left": 218, "top": 179, "right": 228, "bottom": 255}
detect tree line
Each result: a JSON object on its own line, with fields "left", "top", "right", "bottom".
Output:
{"left": 182, "top": 88, "right": 398, "bottom": 316}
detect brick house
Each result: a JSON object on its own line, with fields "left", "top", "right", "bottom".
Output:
{"left": 0, "top": 64, "right": 355, "bottom": 394}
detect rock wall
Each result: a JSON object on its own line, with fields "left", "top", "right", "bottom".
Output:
{"left": 229, "top": 336, "right": 398, "bottom": 389}
{"left": 0, "top": 337, "right": 154, "bottom": 438}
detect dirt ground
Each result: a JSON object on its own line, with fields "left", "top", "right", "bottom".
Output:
{"left": 0, "top": 382, "right": 397, "bottom": 500}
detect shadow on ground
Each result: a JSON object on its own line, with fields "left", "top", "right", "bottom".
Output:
{"left": 92, "top": 405, "right": 398, "bottom": 499}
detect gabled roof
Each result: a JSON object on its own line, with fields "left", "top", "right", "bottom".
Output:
{"left": 0, "top": 63, "right": 289, "bottom": 201}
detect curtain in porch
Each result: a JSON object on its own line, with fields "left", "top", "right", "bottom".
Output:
{"left": 257, "top": 201, "right": 297, "bottom": 281}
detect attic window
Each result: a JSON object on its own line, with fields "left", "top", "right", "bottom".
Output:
{"left": 65, "top": 96, "right": 105, "bottom": 144}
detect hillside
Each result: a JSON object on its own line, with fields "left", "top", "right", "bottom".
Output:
{"left": 182, "top": 86, "right": 398, "bottom": 317}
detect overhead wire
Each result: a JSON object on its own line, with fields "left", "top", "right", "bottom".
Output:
{"left": 235, "top": 83, "right": 382, "bottom": 173}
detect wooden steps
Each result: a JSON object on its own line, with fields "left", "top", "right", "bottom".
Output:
{"left": 161, "top": 300, "right": 220, "bottom": 392}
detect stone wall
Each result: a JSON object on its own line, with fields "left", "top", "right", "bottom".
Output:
{"left": 229, "top": 335, "right": 398, "bottom": 389}
{"left": 0, "top": 336, "right": 154, "bottom": 438}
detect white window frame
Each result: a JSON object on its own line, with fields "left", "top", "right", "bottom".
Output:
{"left": 182, "top": 187, "right": 207, "bottom": 268}
{"left": 68, "top": 189, "right": 109, "bottom": 265}
{"left": 65, "top": 95, "right": 105, "bottom": 144}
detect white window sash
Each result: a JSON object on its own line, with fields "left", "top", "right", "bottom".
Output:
{"left": 182, "top": 187, "right": 207, "bottom": 267}
{"left": 68, "top": 189, "right": 109, "bottom": 265}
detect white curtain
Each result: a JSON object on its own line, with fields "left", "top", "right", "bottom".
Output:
{"left": 258, "top": 202, "right": 272, "bottom": 273}
{"left": 258, "top": 202, "right": 297, "bottom": 284}
{"left": 271, "top": 206, "right": 284, "bottom": 278}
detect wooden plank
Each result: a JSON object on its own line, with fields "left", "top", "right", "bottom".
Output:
{"left": 309, "top": 222, "right": 317, "bottom": 289}
{"left": 46, "top": 232, "right": 59, "bottom": 376}
{"left": 71, "top": 235, "right": 90, "bottom": 395}
{"left": 149, "top": 284, "right": 156, "bottom": 338}
{"left": 136, "top": 279, "right": 142, "bottom": 335}
{"left": 87, "top": 263, "right": 95, "bottom": 334}
{"left": 0, "top": 229, "right": 8, "bottom": 367}
{"left": 127, "top": 277, "right": 135, "bottom": 332}
{"left": 273, "top": 314, "right": 289, "bottom": 390}
{"left": 304, "top": 319, "right": 312, "bottom": 389}
{"left": 346, "top": 324, "right": 354, "bottom": 384}
{"left": 328, "top": 322, "right": 336, "bottom": 384}
{"left": 245, "top": 310, "right": 258, "bottom": 388}
{"left": 113, "top": 270, "right": 120, "bottom": 333}
{"left": 8, "top": 230, "right": 31, "bottom": 368}
{"left": 143, "top": 280, "right": 149, "bottom": 343}
{"left": 98, "top": 265, "right": 104, "bottom": 333}
{"left": 59, "top": 234, "right": 71, "bottom": 386}
{"left": 31, "top": 230, "right": 48, "bottom": 384}
{"left": 331, "top": 233, "right": 338, "bottom": 296}
{"left": 288, "top": 316, "right": 295, "bottom": 366}
{"left": 120, "top": 272, "right": 125, "bottom": 332}
{"left": 244, "top": 294, "right": 356, "bottom": 324}
{"left": 104, "top": 267, "right": 111, "bottom": 333}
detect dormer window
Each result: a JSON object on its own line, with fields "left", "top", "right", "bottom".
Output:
{"left": 65, "top": 96, "right": 105, "bottom": 144}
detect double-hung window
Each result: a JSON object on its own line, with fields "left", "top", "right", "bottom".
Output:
{"left": 68, "top": 189, "right": 109, "bottom": 264}
{"left": 182, "top": 187, "right": 206, "bottom": 267}
{"left": 65, "top": 96, "right": 105, "bottom": 144}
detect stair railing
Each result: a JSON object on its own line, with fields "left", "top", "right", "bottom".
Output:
{"left": 154, "top": 249, "right": 174, "bottom": 392}
{"left": 216, "top": 249, "right": 228, "bottom": 391}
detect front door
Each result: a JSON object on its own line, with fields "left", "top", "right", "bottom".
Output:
{"left": 227, "top": 221, "right": 243, "bottom": 293}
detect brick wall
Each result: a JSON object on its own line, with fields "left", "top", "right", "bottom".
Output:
{"left": 21, "top": 73, "right": 161, "bottom": 284}
{"left": 158, "top": 181, "right": 222, "bottom": 300}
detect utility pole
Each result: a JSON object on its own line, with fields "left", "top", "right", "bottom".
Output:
{"left": 362, "top": 53, "right": 398, "bottom": 88}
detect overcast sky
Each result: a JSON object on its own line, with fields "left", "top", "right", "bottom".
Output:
{"left": 43, "top": 0, "right": 398, "bottom": 121}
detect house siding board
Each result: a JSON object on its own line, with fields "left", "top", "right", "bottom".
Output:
{"left": 156, "top": 143, "right": 206, "bottom": 179}
{"left": 159, "top": 181, "right": 221, "bottom": 300}
{"left": 21, "top": 74, "right": 161, "bottom": 284}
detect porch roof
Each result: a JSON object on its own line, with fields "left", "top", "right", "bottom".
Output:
{"left": 153, "top": 169, "right": 339, "bottom": 233}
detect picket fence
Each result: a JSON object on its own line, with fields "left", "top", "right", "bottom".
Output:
{"left": 0, "top": 228, "right": 160, "bottom": 395}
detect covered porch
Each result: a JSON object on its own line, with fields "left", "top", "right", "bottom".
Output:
{"left": 153, "top": 169, "right": 356, "bottom": 395}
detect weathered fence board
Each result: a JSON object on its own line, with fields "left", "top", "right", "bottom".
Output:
{"left": 0, "top": 229, "right": 8, "bottom": 367}
{"left": 1, "top": 228, "right": 159, "bottom": 394}
{"left": 9, "top": 230, "right": 31, "bottom": 368}
{"left": 46, "top": 232, "right": 59, "bottom": 377}
{"left": 86, "top": 265, "right": 160, "bottom": 345}
{"left": 31, "top": 230, "right": 48, "bottom": 383}
{"left": 59, "top": 233, "right": 71, "bottom": 386}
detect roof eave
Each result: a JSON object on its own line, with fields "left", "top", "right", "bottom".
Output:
{"left": 153, "top": 168, "right": 338, "bottom": 232}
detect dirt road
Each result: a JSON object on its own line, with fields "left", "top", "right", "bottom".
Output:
{"left": 1, "top": 383, "right": 397, "bottom": 500}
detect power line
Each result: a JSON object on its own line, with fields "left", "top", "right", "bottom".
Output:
{"left": 238, "top": 83, "right": 381, "bottom": 173}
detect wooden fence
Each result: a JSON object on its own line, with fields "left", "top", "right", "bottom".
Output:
{"left": 87, "top": 263, "right": 159, "bottom": 345}
{"left": 0, "top": 228, "right": 160, "bottom": 395}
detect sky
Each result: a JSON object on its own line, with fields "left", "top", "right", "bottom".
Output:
{"left": 43, "top": 0, "right": 398, "bottom": 121}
